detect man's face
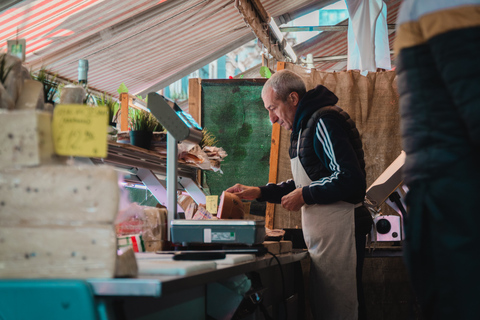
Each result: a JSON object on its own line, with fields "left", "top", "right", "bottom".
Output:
{"left": 262, "top": 87, "right": 297, "bottom": 131}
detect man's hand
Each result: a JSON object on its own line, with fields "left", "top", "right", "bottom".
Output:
{"left": 281, "top": 188, "right": 305, "bottom": 211}
{"left": 225, "top": 184, "right": 261, "bottom": 200}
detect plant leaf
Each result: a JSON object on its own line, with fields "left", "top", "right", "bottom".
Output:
{"left": 259, "top": 66, "right": 272, "bottom": 79}
{"left": 117, "top": 82, "right": 129, "bottom": 94}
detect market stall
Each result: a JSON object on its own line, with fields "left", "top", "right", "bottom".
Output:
{"left": 0, "top": 0, "right": 417, "bottom": 319}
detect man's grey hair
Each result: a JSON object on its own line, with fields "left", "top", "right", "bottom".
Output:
{"left": 262, "top": 69, "right": 307, "bottom": 102}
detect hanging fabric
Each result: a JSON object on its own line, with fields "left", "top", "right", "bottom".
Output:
{"left": 345, "top": 0, "right": 391, "bottom": 74}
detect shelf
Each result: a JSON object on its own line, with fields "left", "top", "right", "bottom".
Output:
{"left": 91, "top": 141, "right": 201, "bottom": 181}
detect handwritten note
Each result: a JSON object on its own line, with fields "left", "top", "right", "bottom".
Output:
{"left": 52, "top": 104, "right": 108, "bottom": 158}
{"left": 206, "top": 195, "right": 219, "bottom": 215}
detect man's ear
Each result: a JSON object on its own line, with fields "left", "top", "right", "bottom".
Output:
{"left": 289, "top": 91, "right": 300, "bottom": 106}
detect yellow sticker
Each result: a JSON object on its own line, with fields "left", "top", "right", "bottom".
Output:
{"left": 206, "top": 195, "right": 219, "bottom": 215}
{"left": 52, "top": 104, "right": 108, "bottom": 158}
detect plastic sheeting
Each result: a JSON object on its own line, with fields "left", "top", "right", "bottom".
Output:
{"left": 346, "top": 0, "right": 391, "bottom": 74}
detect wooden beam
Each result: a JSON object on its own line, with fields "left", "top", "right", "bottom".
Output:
{"left": 120, "top": 93, "right": 129, "bottom": 132}
{"left": 267, "top": 123, "right": 281, "bottom": 186}
{"left": 265, "top": 123, "right": 280, "bottom": 230}
{"left": 250, "top": 0, "right": 269, "bottom": 24}
{"left": 188, "top": 78, "right": 204, "bottom": 188}
{"left": 235, "top": 0, "right": 285, "bottom": 62}
{"left": 188, "top": 78, "right": 203, "bottom": 126}
{"left": 265, "top": 61, "right": 286, "bottom": 229}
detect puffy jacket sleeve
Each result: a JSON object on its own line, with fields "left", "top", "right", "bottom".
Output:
{"left": 257, "top": 179, "right": 296, "bottom": 204}
{"left": 302, "top": 115, "right": 366, "bottom": 205}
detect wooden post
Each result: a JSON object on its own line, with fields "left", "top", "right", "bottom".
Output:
{"left": 265, "top": 61, "right": 286, "bottom": 229}
{"left": 189, "top": 78, "right": 203, "bottom": 186}
{"left": 188, "top": 78, "right": 202, "bottom": 126}
{"left": 120, "top": 93, "right": 129, "bottom": 132}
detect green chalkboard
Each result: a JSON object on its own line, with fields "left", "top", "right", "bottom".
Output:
{"left": 201, "top": 79, "right": 270, "bottom": 216}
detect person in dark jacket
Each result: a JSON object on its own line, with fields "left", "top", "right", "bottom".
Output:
{"left": 226, "top": 69, "right": 372, "bottom": 320}
{"left": 395, "top": 1, "right": 480, "bottom": 319}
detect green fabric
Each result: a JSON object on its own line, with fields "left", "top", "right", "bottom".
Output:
{"left": 202, "top": 81, "right": 270, "bottom": 215}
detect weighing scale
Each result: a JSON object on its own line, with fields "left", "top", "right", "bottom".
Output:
{"left": 147, "top": 93, "right": 265, "bottom": 247}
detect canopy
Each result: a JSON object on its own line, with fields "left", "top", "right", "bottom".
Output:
{"left": 0, "top": 0, "right": 399, "bottom": 97}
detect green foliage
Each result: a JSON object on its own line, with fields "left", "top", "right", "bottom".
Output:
{"left": 98, "top": 93, "right": 119, "bottom": 124}
{"left": 31, "top": 66, "right": 58, "bottom": 102}
{"left": 129, "top": 108, "right": 163, "bottom": 132}
{"left": 202, "top": 83, "right": 272, "bottom": 201}
{"left": 259, "top": 66, "right": 272, "bottom": 79}
{"left": 117, "top": 82, "right": 129, "bottom": 94}
{"left": 0, "top": 55, "right": 12, "bottom": 85}
{"left": 200, "top": 128, "right": 218, "bottom": 148}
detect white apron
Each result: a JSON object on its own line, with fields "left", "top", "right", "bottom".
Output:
{"left": 291, "top": 132, "right": 358, "bottom": 320}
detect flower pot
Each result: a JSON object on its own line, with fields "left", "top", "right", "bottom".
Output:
{"left": 129, "top": 130, "right": 153, "bottom": 149}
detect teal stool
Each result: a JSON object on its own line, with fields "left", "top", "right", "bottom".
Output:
{"left": 0, "top": 280, "right": 106, "bottom": 320}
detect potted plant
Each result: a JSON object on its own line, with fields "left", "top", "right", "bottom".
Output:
{"left": 98, "top": 92, "right": 119, "bottom": 126}
{"left": 31, "top": 66, "right": 58, "bottom": 105}
{"left": 129, "top": 108, "right": 162, "bottom": 149}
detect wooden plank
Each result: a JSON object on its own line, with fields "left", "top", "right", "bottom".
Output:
{"left": 277, "top": 61, "right": 287, "bottom": 71}
{"left": 250, "top": 0, "right": 270, "bottom": 23}
{"left": 265, "top": 61, "right": 286, "bottom": 229}
{"left": 267, "top": 123, "right": 281, "bottom": 185}
{"left": 235, "top": 0, "right": 285, "bottom": 62}
{"left": 188, "top": 78, "right": 203, "bottom": 188}
{"left": 120, "top": 92, "right": 129, "bottom": 131}
{"left": 188, "top": 78, "right": 202, "bottom": 126}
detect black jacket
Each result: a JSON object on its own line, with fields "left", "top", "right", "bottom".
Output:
{"left": 259, "top": 85, "right": 366, "bottom": 205}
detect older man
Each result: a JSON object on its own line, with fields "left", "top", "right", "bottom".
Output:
{"left": 227, "top": 69, "right": 372, "bottom": 319}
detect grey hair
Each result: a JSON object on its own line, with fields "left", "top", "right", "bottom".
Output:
{"left": 262, "top": 69, "right": 306, "bottom": 102}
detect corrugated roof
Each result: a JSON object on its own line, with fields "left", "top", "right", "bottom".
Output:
{"left": 1, "top": 0, "right": 400, "bottom": 97}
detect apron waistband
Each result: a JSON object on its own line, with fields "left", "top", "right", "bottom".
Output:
{"left": 354, "top": 202, "right": 364, "bottom": 208}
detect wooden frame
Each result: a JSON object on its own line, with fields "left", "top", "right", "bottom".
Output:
{"left": 264, "top": 61, "right": 286, "bottom": 229}
{"left": 188, "top": 77, "right": 282, "bottom": 228}
{"left": 119, "top": 93, "right": 149, "bottom": 132}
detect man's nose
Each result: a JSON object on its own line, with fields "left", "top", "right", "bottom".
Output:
{"left": 269, "top": 112, "right": 278, "bottom": 124}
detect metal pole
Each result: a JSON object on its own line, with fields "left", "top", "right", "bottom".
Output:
{"left": 166, "top": 133, "right": 178, "bottom": 241}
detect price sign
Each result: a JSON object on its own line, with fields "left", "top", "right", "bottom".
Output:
{"left": 206, "top": 195, "right": 219, "bottom": 215}
{"left": 7, "top": 39, "right": 26, "bottom": 61}
{"left": 52, "top": 104, "right": 108, "bottom": 158}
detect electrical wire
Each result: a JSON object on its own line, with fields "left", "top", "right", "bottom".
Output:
{"left": 267, "top": 250, "right": 288, "bottom": 319}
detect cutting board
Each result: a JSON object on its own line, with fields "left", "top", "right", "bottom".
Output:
{"left": 135, "top": 252, "right": 256, "bottom": 275}
{"left": 215, "top": 254, "right": 255, "bottom": 265}
{"left": 137, "top": 260, "right": 216, "bottom": 276}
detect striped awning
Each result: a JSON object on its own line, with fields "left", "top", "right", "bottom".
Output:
{"left": 0, "top": 0, "right": 336, "bottom": 97}
{"left": 1, "top": 0, "right": 400, "bottom": 97}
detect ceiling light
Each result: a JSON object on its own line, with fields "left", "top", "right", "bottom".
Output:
{"left": 268, "top": 17, "right": 284, "bottom": 43}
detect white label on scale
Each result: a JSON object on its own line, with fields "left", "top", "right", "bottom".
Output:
{"left": 204, "top": 228, "right": 212, "bottom": 243}
{"left": 212, "top": 232, "right": 236, "bottom": 241}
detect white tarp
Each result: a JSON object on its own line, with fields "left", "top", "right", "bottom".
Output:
{"left": 346, "top": 0, "right": 391, "bottom": 74}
